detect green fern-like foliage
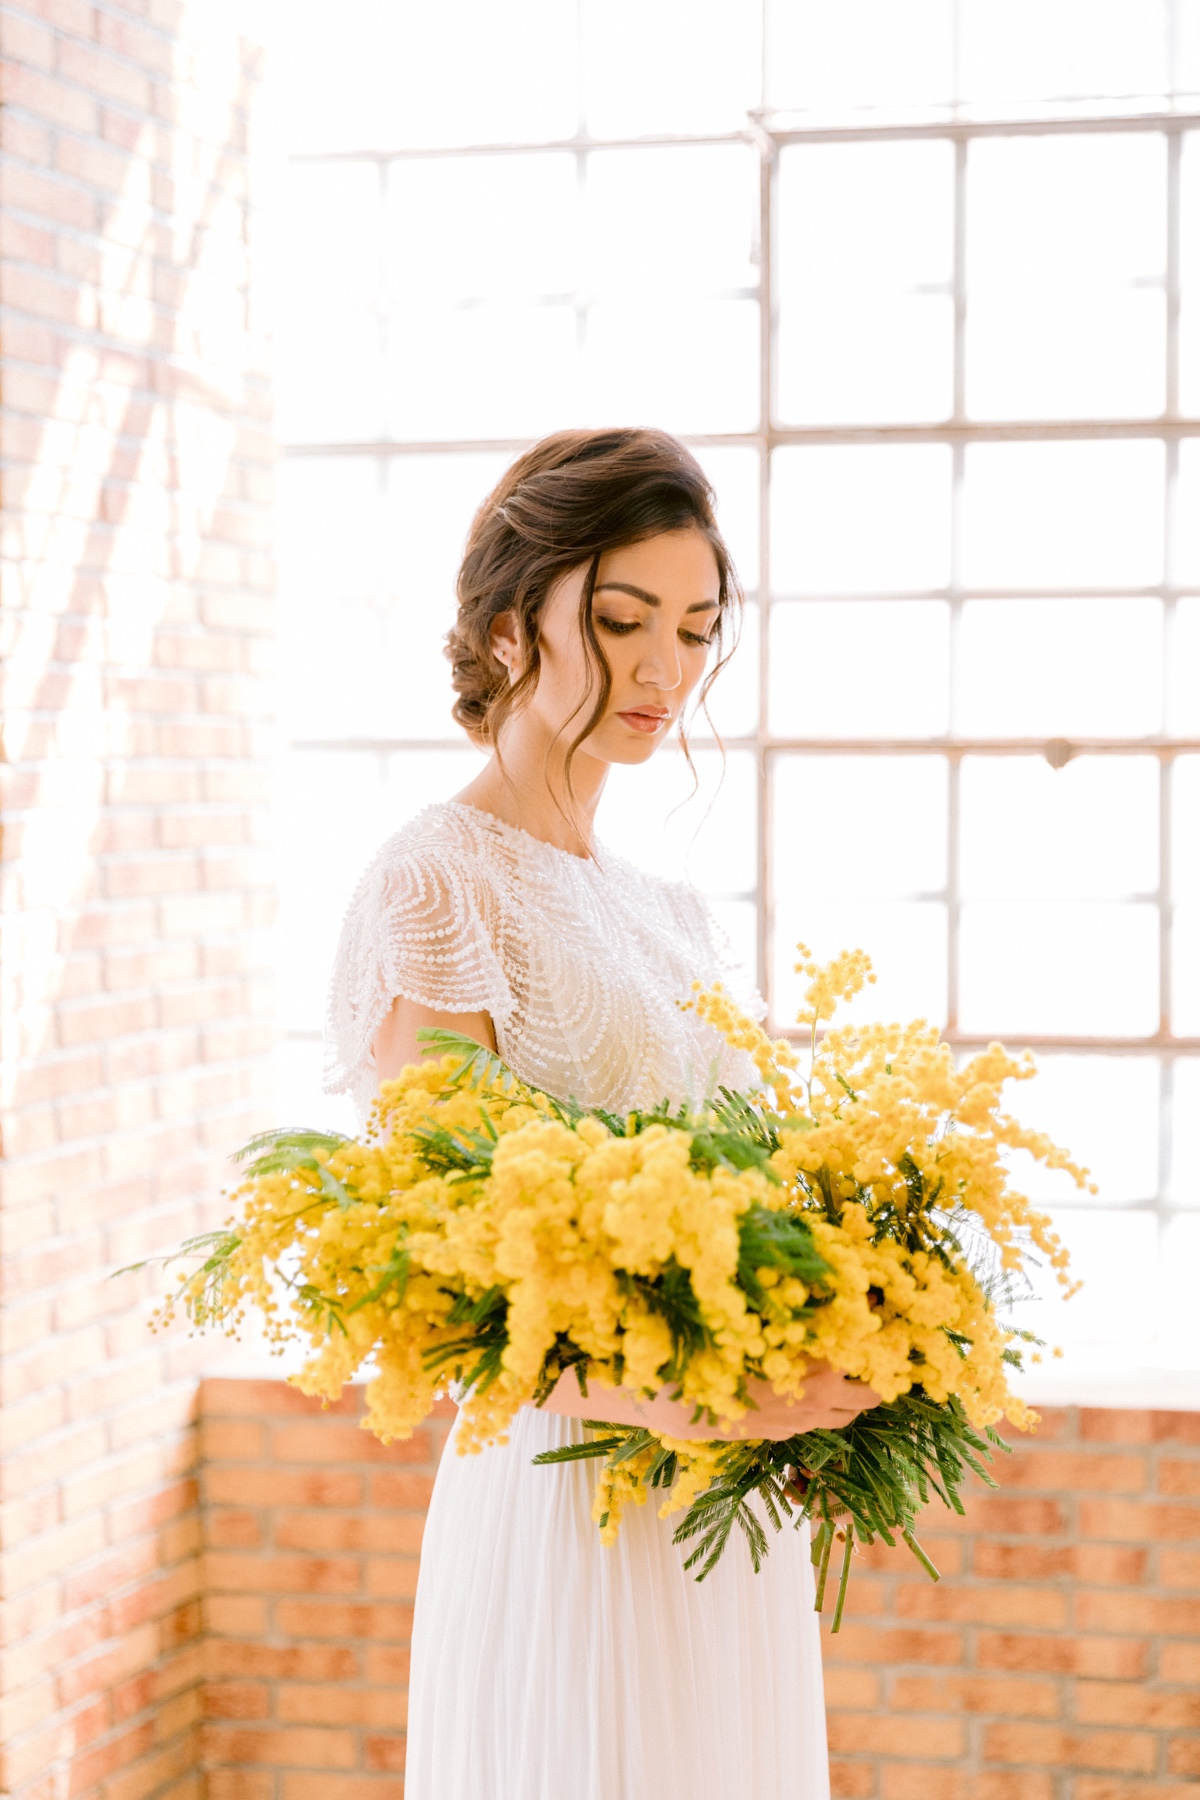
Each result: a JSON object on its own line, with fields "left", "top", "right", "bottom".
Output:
{"left": 535, "top": 1391, "right": 1003, "bottom": 1621}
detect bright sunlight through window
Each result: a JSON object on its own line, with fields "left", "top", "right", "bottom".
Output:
{"left": 272, "top": 0, "right": 1200, "bottom": 1401}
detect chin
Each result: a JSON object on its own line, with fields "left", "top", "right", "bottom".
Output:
{"left": 596, "top": 731, "right": 667, "bottom": 767}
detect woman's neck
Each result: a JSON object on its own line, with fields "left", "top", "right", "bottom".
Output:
{"left": 453, "top": 738, "right": 607, "bottom": 861}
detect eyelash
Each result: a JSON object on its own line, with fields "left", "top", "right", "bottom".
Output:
{"left": 595, "top": 617, "right": 716, "bottom": 649}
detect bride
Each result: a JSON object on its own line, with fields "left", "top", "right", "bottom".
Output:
{"left": 324, "top": 427, "right": 876, "bottom": 1800}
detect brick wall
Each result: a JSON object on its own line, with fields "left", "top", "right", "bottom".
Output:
{"left": 826, "top": 1406, "right": 1200, "bottom": 1800}
{"left": 199, "top": 1382, "right": 456, "bottom": 1799}
{"left": 0, "top": 5, "right": 274, "bottom": 1797}
{"left": 195, "top": 1387, "right": 1200, "bottom": 1800}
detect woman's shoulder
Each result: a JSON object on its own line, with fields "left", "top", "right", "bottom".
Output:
{"left": 353, "top": 801, "right": 518, "bottom": 903}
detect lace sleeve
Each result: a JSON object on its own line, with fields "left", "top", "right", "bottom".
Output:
{"left": 323, "top": 832, "right": 516, "bottom": 1100}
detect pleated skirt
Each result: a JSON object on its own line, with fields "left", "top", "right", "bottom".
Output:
{"left": 404, "top": 1405, "right": 831, "bottom": 1800}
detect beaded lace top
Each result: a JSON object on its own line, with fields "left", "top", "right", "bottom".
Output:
{"left": 324, "top": 800, "right": 764, "bottom": 1123}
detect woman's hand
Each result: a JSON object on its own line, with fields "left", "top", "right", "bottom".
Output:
{"left": 727, "top": 1369, "right": 880, "bottom": 1439}
{"left": 542, "top": 1363, "right": 880, "bottom": 1442}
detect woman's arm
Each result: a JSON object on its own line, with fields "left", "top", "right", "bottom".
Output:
{"left": 372, "top": 994, "right": 496, "bottom": 1082}
{"left": 541, "top": 1363, "right": 880, "bottom": 1441}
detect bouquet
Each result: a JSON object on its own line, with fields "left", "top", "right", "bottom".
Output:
{"left": 149, "top": 945, "right": 1085, "bottom": 1628}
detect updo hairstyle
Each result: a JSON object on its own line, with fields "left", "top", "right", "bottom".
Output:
{"left": 445, "top": 427, "right": 742, "bottom": 778}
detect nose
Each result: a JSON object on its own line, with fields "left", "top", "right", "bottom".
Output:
{"left": 635, "top": 628, "right": 682, "bottom": 691}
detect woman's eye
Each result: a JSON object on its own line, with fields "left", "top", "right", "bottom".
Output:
{"left": 681, "top": 630, "right": 716, "bottom": 648}
{"left": 595, "top": 617, "right": 639, "bottom": 635}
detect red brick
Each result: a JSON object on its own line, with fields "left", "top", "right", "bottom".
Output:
{"left": 1001, "top": 1452, "right": 1146, "bottom": 1495}
{"left": 1167, "top": 1737, "right": 1200, "bottom": 1775}
{"left": 831, "top": 1762, "right": 877, "bottom": 1798}
{"left": 983, "top": 1726, "right": 1156, "bottom": 1773}
{"left": 826, "top": 1668, "right": 882, "bottom": 1709}
{"left": 1075, "top": 1784, "right": 1200, "bottom": 1800}
{"left": 1158, "top": 1459, "right": 1200, "bottom": 1497}
{"left": 1075, "top": 1592, "right": 1200, "bottom": 1635}
{"left": 202, "top": 1725, "right": 357, "bottom": 1770}
{"left": 1074, "top": 1685, "right": 1200, "bottom": 1729}
{"left": 972, "top": 1542, "right": 1145, "bottom": 1584}
{"left": 272, "top": 1602, "right": 415, "bottom": 1643}
{"left": 895, "top": 1585, "right": 1068, "bottom": 1629}
{"left": 972, "top": 1777, "right": 1055, "bottom": 1800}
{"left": 205, "top": 1682, "right": 271, "bottom": 1721}
{"left": 882, "top": 1769, "right": 966, "bottom": 1800}
{"left": 1079, "top": 1499, "right": 1200, "bottom": 1542}
{"left": 1160, "top": 1642, "right": 1200, "bottom": 1681}
{"left": 364, "top": 1737, "right": 407, "bottom": 1773}
{"left": 825, "top": 1626, "right": 965, "bottom": 1667}
{"left": 830, "top": 1717, "right": 966, "bottom": 1758}
{"left": 976, "top": 1635, "right": 1149, "bottom": 1679}
{"left": 206, "top": 1643, "right": 361, "bottom": 1683}
{"left": 891, "top": 1677, "right": 1060, "bottom": 1719}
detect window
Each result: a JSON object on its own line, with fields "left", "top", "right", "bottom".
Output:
{"left": 274, "top": 0, "right": 1200, "bottom": 1389}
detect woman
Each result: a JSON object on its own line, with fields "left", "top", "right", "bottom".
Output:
{"left": 324, "top": 428, "right": 876, "bottom": 1800}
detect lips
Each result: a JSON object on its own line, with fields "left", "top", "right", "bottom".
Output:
{"left": 616, "top": 709, "right": 670, "bottom": 734}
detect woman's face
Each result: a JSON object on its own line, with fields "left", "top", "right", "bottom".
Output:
{"left": 494, "top": 526, "right": 723, "bottom": 768}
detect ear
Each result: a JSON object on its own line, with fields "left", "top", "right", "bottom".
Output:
{"left": 489, "top": 610, "right": 522, "bottom": 678}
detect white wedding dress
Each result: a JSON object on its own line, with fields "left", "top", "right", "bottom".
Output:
{"left": 325, "top": 800, "right": 830, "bottom": 1800}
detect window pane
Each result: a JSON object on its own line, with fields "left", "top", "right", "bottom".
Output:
{"left": 772, "top": 901, "right": 947, "bottom": 1030}
{"left": 1167, "top": 600, "right": 1200, "bottom": 734}
{"left": 388, "top": 154, "right": 578, "bottom": 303}
{"left": 277, "top": 1038, "right": 357, "bottom": 1138}
{"left": 276, "top": 746, "right": 484, "bottom": 1034}
{"left": 957, "top": 599, "right": 1163, "bottom": 737}
{"left": 695, "top": 446, "right": 760, "bottom": 594}
{"left": 960, "top": 756, "right": 1159, "bottom": 901}
{"left": 1174, "top": 756, "right": 1200, "bottom": 899}
{"left": 384, "top": 453, "right": 513, "bottom": 736}
{"left": 276, "top": 164, "right": 383, "bottom": 444}
{"left": 279, "top": 458, "right": 385, "bottom": 742}
{"left": 966, "top": 134, "right": 1166, "bottom": 420}
{"left": 1000, "top": 1054, "right": 1161, "bottom": 1204}
{"left": 699, "top": 601, "right": 758, "bottom": 741}
{"left": 769, "top": 602, "right": 950, "bottom": 737}
{"left": 959, "top": 0, "right": 1169, "bottom": 106}
{"left": 959, "top": 902, "right": 1159, "bottom": 1035}
{"left": 1017, "top": 1210, "right": 1159, "bottom": 1356}
{"left": 961, "top": 441, "right": 1165, "bottom": 589}
{"left": 279, "top": 453, "right": 510, "bottom": 744}
{"left": 773, "top": 756, "right": 947, "bottom": 896}
{"left": 771, "top": 445, "right": 952, "bottom": 594}
{"left": 582, "top": 0, "right": 761, "bottom": 135}
{"left": 583, "top": 300, "right": 759, "bottom": 435}
{"left": 389, "top": 301, "right": 580, "bottom": 440}
{"left": 1175, "top": 905, "right": 1200, "bottom": 1033}
{"left": 778, "top": 142, "right": 954, "bottom": 425}
{"left": 1182, "top": 133, "right": 1200, "bottom": 415}
{"left": 766, "top": 0, "right": 955, "bottom": 111}
{"left": 596, "top": 749, "right": 757, "bottom": 896}
{"left": 280, "top": 2, "right": 578, "bottom": 154}
{"left": 1169, "top": 1058, "right": 1200, "bottom": 1206}
{"left": 1177, "top": 441, "right": 1200, "bottom": 588}
{"left": 586, "top": 146, "right": 758, "bottom": 295}
{"left": 1183, "top": 5, "right": 1200, "bottom": 94}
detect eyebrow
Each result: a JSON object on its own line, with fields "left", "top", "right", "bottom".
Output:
{"left": 594, "top": 581, "right": 720, "bottom": 614}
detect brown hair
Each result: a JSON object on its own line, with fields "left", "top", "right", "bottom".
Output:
{"left": 445, "top": 427, "right": 742, "bottom": 787}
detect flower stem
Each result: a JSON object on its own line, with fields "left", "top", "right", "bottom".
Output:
{"left": 813, "top": 1521, "right": 834, "bottom": 1612}
{"left": 903, "top": 1528, "right": 941, "bottom": 1583}
{"left": 831, "top": 1524, "right": 855, "bottom": 1634}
